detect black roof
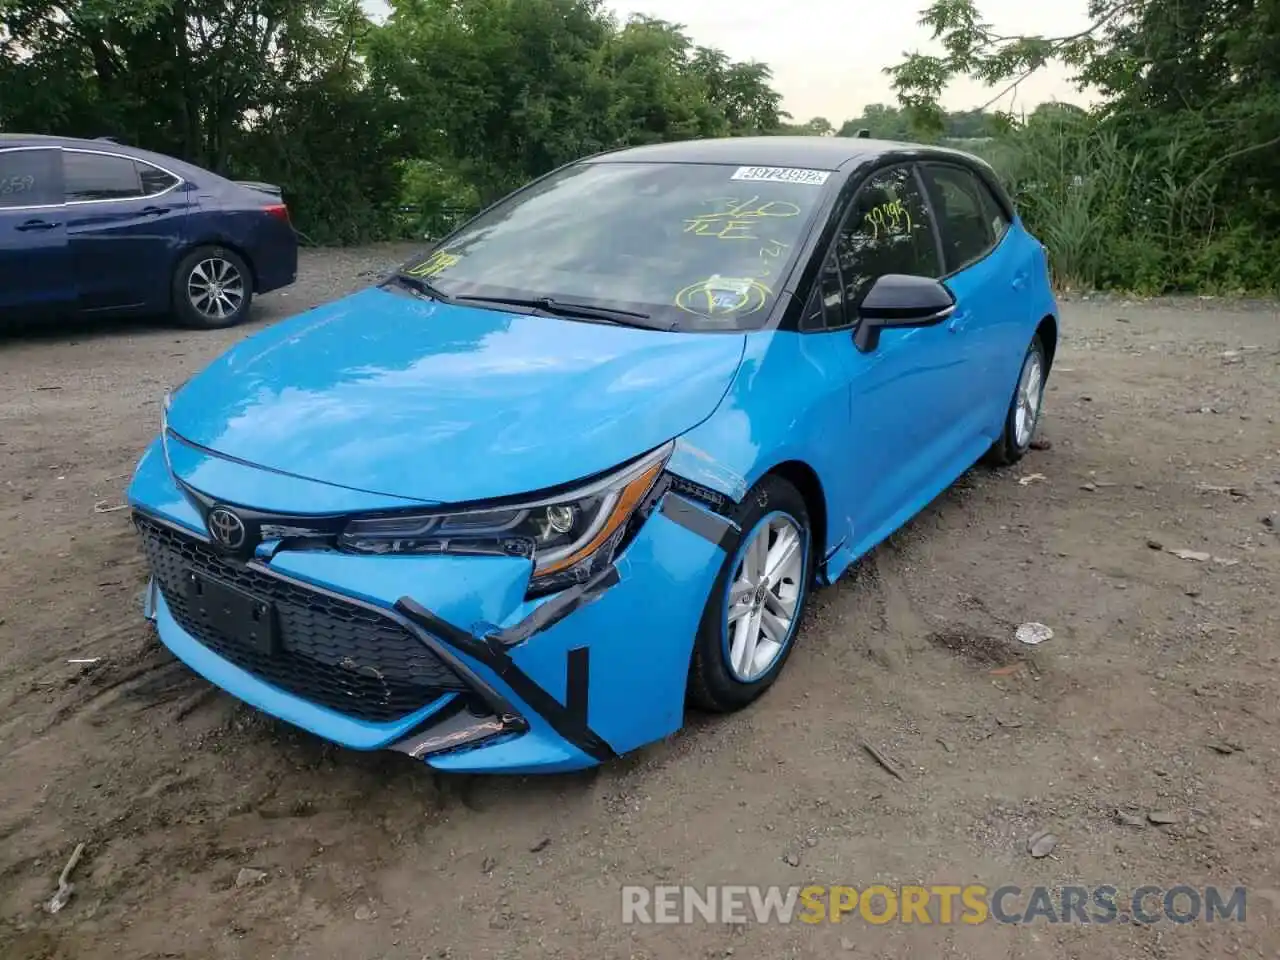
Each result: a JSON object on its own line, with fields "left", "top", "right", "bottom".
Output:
{"left": 592, "top": 135, "right": 977, "bottom": 171}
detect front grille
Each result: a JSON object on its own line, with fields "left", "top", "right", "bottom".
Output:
{"left": 135, "top": 514, "right": 467, "bottom": 723}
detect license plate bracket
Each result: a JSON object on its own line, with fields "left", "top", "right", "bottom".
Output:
{"left": 184, "top": 571, "right": 280, "bottom": 656}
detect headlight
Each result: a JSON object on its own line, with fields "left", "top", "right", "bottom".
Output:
{"left": 338, "top": 443, "right": 671, "bottom": 593}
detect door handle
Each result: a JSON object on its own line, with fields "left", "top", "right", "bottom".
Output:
{"left": 139, "top": 206, "right": 166, "bottom": 216}
{"left": 947, "top": 309, "right": 971, "bottom": 334}
{"left": 1011, "top": 272, "right": 1028, "bottom": 292}
{"left": 14, "top": 218, "right": 60, "bottom": 231}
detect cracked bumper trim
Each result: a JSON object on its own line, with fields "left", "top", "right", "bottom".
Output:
{"left": 394, "top": 596, "right": 617, "bottom": 764}
{"left": 388, "top": 700, "right": 524, "bottom": 760}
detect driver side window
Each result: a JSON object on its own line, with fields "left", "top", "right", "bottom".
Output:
{"left": 806, "top": 164, "right": 941, "bottom": 330}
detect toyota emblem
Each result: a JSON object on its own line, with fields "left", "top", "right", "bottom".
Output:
{"left": 207, "top": 507, "right": 247, "bottom": 549}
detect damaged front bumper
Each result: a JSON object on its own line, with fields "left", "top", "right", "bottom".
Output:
{"left": 128, "top": 438, "right": 738, "bottom": 774}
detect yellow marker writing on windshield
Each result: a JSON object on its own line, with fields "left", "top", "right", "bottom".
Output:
{"left": 675, "top": 276, "right": 773, "bottom": 318}
{"left": 684, "top": 196, "right": 802, "bottom": 240}
{"left": 404, "top": 250, "right": 461, "bottom": 278}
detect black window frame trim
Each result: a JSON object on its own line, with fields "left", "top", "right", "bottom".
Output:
{"left": 919, "top": 160, "right": 1013, "bottom": 279}
{"left": 793, "top": 158, "right": 947, "bottom": 334}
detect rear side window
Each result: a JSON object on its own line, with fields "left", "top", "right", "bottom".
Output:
{"left": 0, "top": 148, "right": 60, "bottom": 208}
{"left": 807, "top": 163, "right": 941, "bottom": 329}
{"left": 136, "top": 161, "right": 179, "bottom": 196}
{"left": 64, "top": 151, "right": 142, "bottom": 202}
{"left": 975, "top": 175, "right": 1012, "bottom": 239}
{"left": 920, "top": 164, "right": 1005, "bottom": 272}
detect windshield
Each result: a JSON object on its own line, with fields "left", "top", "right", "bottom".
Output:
{"left": 394, "top": 161, "right": 832, "bottom": 330}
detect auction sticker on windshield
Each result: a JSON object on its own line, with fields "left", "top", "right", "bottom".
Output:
{"left": 731, "top": 166, "right": 831, "bottom": 186}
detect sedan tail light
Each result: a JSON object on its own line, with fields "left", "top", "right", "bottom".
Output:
{"left": 263, "top": 203, "right": 291, "bottom": 223}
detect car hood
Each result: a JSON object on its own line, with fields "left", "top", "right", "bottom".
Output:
{"left": 164, "top": 286, "right": 747, "bottom": 504}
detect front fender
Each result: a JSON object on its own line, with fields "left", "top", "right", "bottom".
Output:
{"left": 666, "top": 330, "right": 851, "bottom": 561}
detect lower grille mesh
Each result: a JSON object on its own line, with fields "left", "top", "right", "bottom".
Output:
{"left": 135, "top": 514, "right": 466, "bottom": 723}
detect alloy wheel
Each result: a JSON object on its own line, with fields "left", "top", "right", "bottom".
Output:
{"left": 187, "top": 257, "right": 245, "bottom": 322}
{"left": 724, "top": 513, "right": 805, "bottom": 682}
{"left": 1013, "top": 346, "right": 1045, "bottom": 448}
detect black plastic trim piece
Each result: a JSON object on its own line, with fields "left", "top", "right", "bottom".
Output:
{"left": 493, "top": 565, "right": 620, "bottom": 646}
{"left": 394, "top": 597, "right": 617, "bottom": 764}
{"left": 566, "top": 647, "right": 590, "bottom": 728}
{"left": 388, "top": 700, "right": 526, "bottom": 760}
{"left": 667, "top": 473, "right": 733, "bottom": 515}
{"left": 660, "top": 493, "right": 739, "bottom": 552}
{"left": 171, "top": 472, "right": 348, "bottom": 559}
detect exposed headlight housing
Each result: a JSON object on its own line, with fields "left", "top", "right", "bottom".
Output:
{"left": 339, "top": 443, "right": 671, "bottom": 595}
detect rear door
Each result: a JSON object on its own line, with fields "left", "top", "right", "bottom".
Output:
{"left": 918, "top": 162, "right": 1022, "bottom": 439}
{"left": 0, "top": 146, "right": 70, "bottom": 322}
{"left": 63, "top": 148, "right": 191, "bottom": 313}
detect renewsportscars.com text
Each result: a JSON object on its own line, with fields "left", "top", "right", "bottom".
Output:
{"left": 621, "top": 884, "right": 1247, "bottom": 926}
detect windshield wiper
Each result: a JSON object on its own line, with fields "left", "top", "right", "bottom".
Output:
{"left": 454, "top": 295, "right": 673, "bottom": 330}
{"left": 384, "top": 272, "right": 454, "bottom": 302}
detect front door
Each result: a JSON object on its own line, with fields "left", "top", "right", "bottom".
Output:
{"left": 0, "top": 146, "right": 70, "bottom": 323}
{"left": 802, "top": 162, "right": 981, "bottom": 562}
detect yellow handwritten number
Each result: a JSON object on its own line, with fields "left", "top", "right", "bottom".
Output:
{"left": 863, "top": 199, "right": 913, "bottom": 240}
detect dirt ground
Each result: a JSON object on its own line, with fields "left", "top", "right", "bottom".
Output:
{"left": 1, "top": 245, "right": 1278, "bottom": 960}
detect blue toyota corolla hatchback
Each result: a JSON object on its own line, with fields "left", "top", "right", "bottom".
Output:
{"left": 0, "top": 134, "right": 297, "bottom": 328}
{"left": 128, "top": 137, "right": 1058, "bottom": 773}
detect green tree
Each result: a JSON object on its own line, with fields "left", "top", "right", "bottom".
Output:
{"left": 887, "top": 0, "right": 1280, "bottom": 292}
{"left": 0, "top": 0, "right": 792, "bottom": 243}
{"left": 837, "top": 103, "right": 913, "bottom": 139}
{"left": 774, "top": 116, "right": 834, "bottom": 136}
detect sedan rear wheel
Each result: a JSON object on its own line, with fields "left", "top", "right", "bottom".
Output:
{"left": 172, "top": 246, "right": 253, "bottom": 329}
{"left": 688, "top": 475, "right": 812, "bottom": 713}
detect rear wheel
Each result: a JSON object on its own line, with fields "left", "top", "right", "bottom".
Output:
{"left": 688, "top": 475, "right": 813, "bottom": 713}
{"left": 172, "top": 246, "right": 253, "bottom": 329}
{"left": 985, "top": 333, "right": 1047, "bottom": 466}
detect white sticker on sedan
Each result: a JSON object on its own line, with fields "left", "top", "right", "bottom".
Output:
{"left": 730, "top": 166, "right": 831, "bottom": 186}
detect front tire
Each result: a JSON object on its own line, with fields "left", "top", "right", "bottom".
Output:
{"left": 172, "top": 246, "right": 253, "bottom": 329}
{"left": 985, "top": 333, "right": 1048, "bottom": 466}
{"left": 688, "top": 475, "right": 813, "bottom": 713}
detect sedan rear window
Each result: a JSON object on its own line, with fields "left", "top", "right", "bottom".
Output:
{"left": 64, "top": 151, "right": 142, "bottom": 203}
{"left": 397, "top": 161, "right": 830, "bottom": 330}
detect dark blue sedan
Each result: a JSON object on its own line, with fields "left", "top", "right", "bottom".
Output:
{"left": 0, "top": 134, "right": 297, "bottom": 328}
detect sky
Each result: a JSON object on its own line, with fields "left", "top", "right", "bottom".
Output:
{"left": 363, "top": 1, "right": 1097, "bottom": 123}
{"left": 602, "top": 0, "right": 1097, "bottom": 122}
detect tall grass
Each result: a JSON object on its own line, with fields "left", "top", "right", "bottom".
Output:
{"left": 972, "top": 113, "right": 1278, "bottom": 294}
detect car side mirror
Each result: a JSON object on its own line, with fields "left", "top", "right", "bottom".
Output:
{"left": 853, "top": 274, "right": 956, "bottom": 352}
